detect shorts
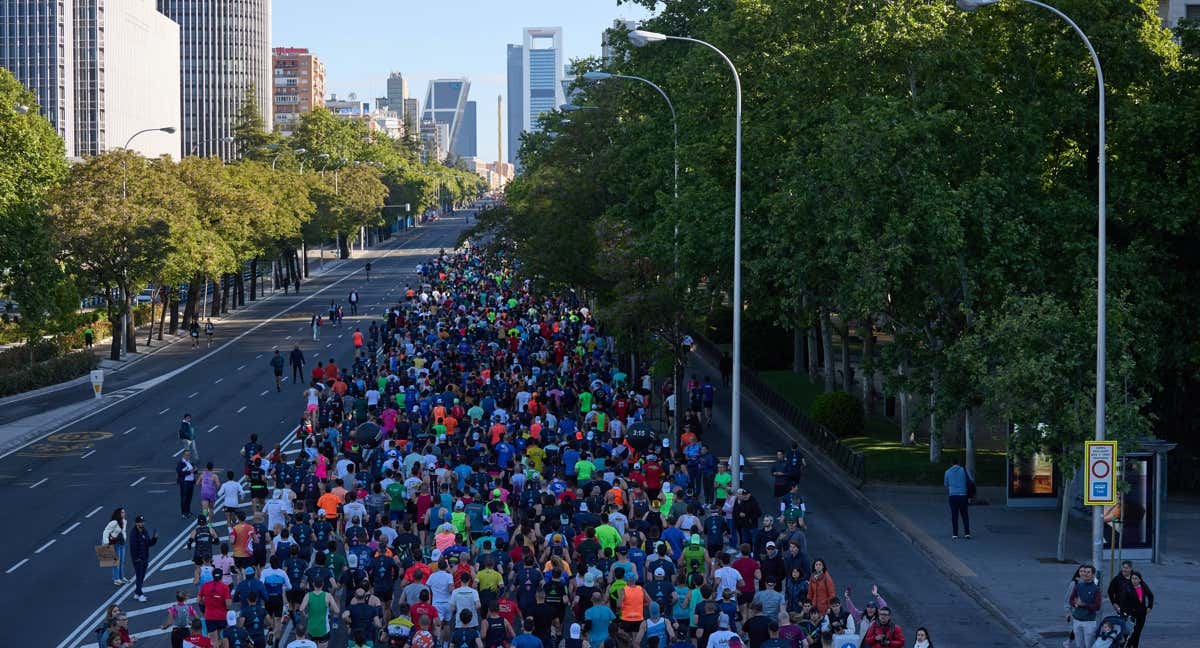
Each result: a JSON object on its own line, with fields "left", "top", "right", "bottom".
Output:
{"left": 250, "top": 637, "right": 268, "bottom": 648}
{"left": 434, "top": 603, "right": 451, "bottom": 621}
{"left": 306, "top": 404, "right": 319, "bottom": 413}
{"left": 234, "top": 556, "right": 254, "bottom": 570}
{"left": 287, "top": 589, "right": 307, "bottom": 606}
{"left": 620, "top": 620, "right": 643, "bottom": 634}
{"left": 266, "top": 594, "right": 284, "bottom": 617}
{"left": 737, "top": 590, "right": 754, "bottom": 606}
{"left": 310, "top": 634, "right": 330, "bottom": 644}
{"left": 206, "top": 619, "right": 228, "bottom": 632}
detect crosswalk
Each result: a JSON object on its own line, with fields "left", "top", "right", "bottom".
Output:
{"left": 68, "top": 426, "right": 303, "bottom": 648}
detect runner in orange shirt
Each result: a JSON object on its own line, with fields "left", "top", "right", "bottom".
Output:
{"left": 228, "top": 511, "right": 256, "bottom": 581}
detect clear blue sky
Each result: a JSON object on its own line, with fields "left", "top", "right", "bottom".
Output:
{"left": 273, "top": 0, "right": 656, "bottom": 162}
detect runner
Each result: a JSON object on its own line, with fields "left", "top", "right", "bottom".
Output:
{"left": 270, "top": 350, "right": 286, "bottom": 392}
{"left": 311, "top": 313, "right": 322, "bottom": 341}
{"left": 290, "top": 345, "right": 307, "bottom": 384}
{"left": 205, "top": 318, "right": 215, "bottom": 348}
{"left": 348, "top": 289, "right": 359, "bottom": 315}
{"left": 190, "top": 319, "right": 201, "bottom": 348}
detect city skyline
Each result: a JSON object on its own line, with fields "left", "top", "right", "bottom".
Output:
{"left": 272, "top": 0, "right": 654, "bottom": 162}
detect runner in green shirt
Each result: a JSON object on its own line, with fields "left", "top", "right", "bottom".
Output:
{"left": 575, "top": 455, "right": 596, "bottom": 482}
{"left": 713, "top": 463, "right": 733, "bottom": 502}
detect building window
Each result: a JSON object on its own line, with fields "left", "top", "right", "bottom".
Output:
{"left": 1187, "top": 4, "right": 1200, "bottom": 19}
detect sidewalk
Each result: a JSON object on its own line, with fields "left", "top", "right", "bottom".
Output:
{"left": 867, "top": 484, "right": 1200, "bottom": 645}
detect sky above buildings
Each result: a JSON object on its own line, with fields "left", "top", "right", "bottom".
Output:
{"left": 273, "top": 0, "right": 657, "bottom": 162}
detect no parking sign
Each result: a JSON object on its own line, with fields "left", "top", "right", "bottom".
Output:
{"left": 1084, "top": 440, "right": 1118, "bottom": 506}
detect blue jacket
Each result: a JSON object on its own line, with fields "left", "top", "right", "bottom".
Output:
{"left": 944, "top": 465, "right": 971, "bottom": 496}
{"left": 128, "top": 526, "right": 157, "bottom": 561}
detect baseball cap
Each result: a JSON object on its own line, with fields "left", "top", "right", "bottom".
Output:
{"left": 718, "top": 613, "right": 731, "bottom": 629}
{"left": 134, "top": 515, "right": 145, "bottom": 523}
{"left": 455, "top": 500, "right": 464, "bottom": 510}
{"left": 430, "top": 549, "right": 442, "bottom": 561}
{"left": 570, "top": 623, "right": 582, "bottom": 639}
{"left": 654, "top": 567, "right": 666, "bottom": 578}
{"left": 690, "top": 534, "right": 702, "bottom": 546}
{"left": 244, "top": 566, "right": 255, "bottom": 576}
{"left": 766, "top": 541, "right": 777, "bottom": 549}
{"left": 226, "top": 610, "right": 239, "bottom": 626}
{"left": 347, "top": 554, "right": 358, "bottom": 568}
{"left": 583, "top": 573, "right": 596, "bottom": 587}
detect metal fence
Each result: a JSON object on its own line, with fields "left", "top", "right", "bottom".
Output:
{"left": 692, "top": 333, "right": 866, "bottom": 483}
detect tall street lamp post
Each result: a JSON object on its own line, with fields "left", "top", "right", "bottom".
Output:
{"left": 578, "top": 70, "right": 686, "bottom": 442}
{"left": 629, "top": 28, "right": 746, "bottom": 490}
{"left": 957, "top": 0, "right": 1107, "bottom": 571}
{"left": 120, "top": 126, "right": 176, "bottom": 357}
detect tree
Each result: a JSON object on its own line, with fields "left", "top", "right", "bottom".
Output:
{"left": 233, "top": 87, "right": 276, "bottom": 161}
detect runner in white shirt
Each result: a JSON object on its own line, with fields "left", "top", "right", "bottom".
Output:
{"left": 216, "top": 472, "right": 246, "bottom": 527}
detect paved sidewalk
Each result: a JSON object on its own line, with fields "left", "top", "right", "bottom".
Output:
{"left": 866, "top": 483, "right": 1200, "bottom": 646}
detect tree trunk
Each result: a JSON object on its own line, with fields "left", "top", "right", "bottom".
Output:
{"left": 125, "top": 294, "right": 138, "bottom": 354}
{"left": 861, "top": 324, "right": 875, "bottom": 417}
{"left": 839, "top": 320, "right": 852, "bottom": 393}
{"left": 249, "top": 258, "right": 258, "bottom": 301}
{"left": 146, "top": 296, "right": 156, "bottom": 348}
{"left": 210, "top": 276, "right": 222, "bottom": 318}
{"left": 110, "top": 313, "right": 123, "bottom": 361}
{"left": 157, "top": 287, "right": 169, "bottom": 340}
{"left": 1057, "top": 457, "right": 1077, "bottom": 562}
{"left": 219, "top": 274, "right": 229, "bottom": 314}
{"left": 964, "top": 407, "right": 976, "bottom": 478}
{"left": 819, "top": 308, "right": 835, "bottom": 393}
{"left": 181, "top": 275, "right": 201, "bottom": 330}
{"left": 291, "top": 250, "right": 301, "bottom": 292}
{"left": 302, "top": 241, "right": 310, "bottom": 278}
{"left": 236, "top": 269, "right": 245, "bottom": 307}
{"left": 792, "top": 329, "right": 804, "bottom": 374}
{"left": 807, "top": 327, "right": 819, "bottom": 378}
{"left": 338, "top": 233, "right": 350, "bottom": 259}
{"left": 899, "top": 357, "right": 911, "bottom": 445}
{"left": 929, "top": 391, "right": 942, "bottom": 463}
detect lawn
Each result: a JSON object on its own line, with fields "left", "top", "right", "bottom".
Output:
{"left": 758, "top": 370, "right": 1006, "bottom": 486}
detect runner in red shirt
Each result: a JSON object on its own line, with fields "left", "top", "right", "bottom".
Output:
{"left": 182, "top": 618, "right": 213, "bottom": 648}
{"left": 731, "top": 543, "right": 761, "bottom": 608}
{"left": 410, "top": 589, "right": 439, "bottom": 631}
{"left": 198, "top": 571, "right": 232, "bottom": 643}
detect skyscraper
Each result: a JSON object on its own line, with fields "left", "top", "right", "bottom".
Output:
{"left": 505, "top": 43, "right": 523, "bottom": 166}
{"left": 272, "top": 47, "right": 325, "bottom": 137}
{"left": 522, "top": 27, "right": 563, "bottom": 133}
{"left": 455, "top": 100, "right": 477, "bottom": 158}
{"left": 386, "top": 72, "right": 407, "bottom": 118}
{"left": 157, "top": 0, "right": 271, "bottom": 159}
{"left": 420, "top": 77, "right": 471, "bottom": 161}
{"left": 1, "top": 0, "right": 181, "bottom": 158}
{"left": 403, "top": 97, "right": 419, "bottom": 131}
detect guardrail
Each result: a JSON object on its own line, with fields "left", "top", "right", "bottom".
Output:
{"left": 692, "top": 333, "right": 866, "bottom": 483}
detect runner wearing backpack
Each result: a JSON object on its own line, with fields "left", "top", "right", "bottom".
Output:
{"left": 159, "top": 590, "right": 199, "bottom": 648}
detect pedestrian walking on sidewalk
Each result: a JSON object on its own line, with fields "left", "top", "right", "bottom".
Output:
{"left": 102, "top": 508, "right": 129, "bottom": 585}
{"left": 1115, "top": 571, "right": 1153, "bottom": 647}
{"left": 311, "top": 313, "right": 322, "bottom": 341}
{"left": 943, "top": 458, "right": 973, "bottom": 539}
{"left": 129, "top": 514, "right": 158, "bottom": 602}
{"left": 1066, "top": 564, "right": 1102, "bottom": 648}
{"left": 84, "top": 325, "right": 95, "bottom": 348}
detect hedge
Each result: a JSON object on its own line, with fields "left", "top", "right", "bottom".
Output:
{"left": 0, "top": 350, "right": 100, "bottom": 397}
{"left": 810, "top": 391, "right": 865, "bottom": 439}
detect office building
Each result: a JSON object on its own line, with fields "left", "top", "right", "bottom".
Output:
{"left": 505, "top": 43, "right": 523, "bottom": 165}
{"left": 272, "top": 46, "right": 325, "bottom": 137}
{"left": 602, "top": 19, "right": 637, "bottom": 63}
{"left": 456, "top": 100, "right": 477, "bottom": 158}
{"left": 419, "top": 118, "right": 443, "bottom": 164}
{"left": 561, "top": 65, "right": 580, "bottom": 103}
{"left": 1, "top": 0, "right": 181, "bottom": 158}
{"left": 1159, "top": 0, "right": 1200, "bottom": 26}
{"left": 420, "top": 77, "right": 471, "bottom": 159}
{"left": 403, "top": 97, "right": 419, "bottom": 130}
{"left": 386, "top": 71, "right": 407, "bottom": 116}
{"left": 157, "top": 0, "right": 271, "bottom": 160}
{"left": 522, "top": 27, "right": 563, "bottom": 133}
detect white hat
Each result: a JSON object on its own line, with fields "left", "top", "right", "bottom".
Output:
{"left": 430, "top": 549, "right": 442, "bottom": 561}
{"left": 569, "top": 623, "right": 582, "bottom": 639}
{"left": 654, "top": 567, "right": 666, "bottom": 577}
{"left": 226, "top": 610, "right": 239, "bottom": 626}
{"left": 718, "top": 613, "right": 731, "bottom": 629}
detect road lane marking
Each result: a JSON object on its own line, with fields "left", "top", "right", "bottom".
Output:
{"left": 159, "top": 559, "right": 196, "bottom": 571}
{"left": 30, "top": 477, "right": 48, "bottom": 488}
{"left": 171, "top": 447, "right": 185, "bottom": 457}
{"left": 214, "top": 378, "right": 223, "bottom": 384}
{"left": 325, "top": 343, "right": 331, "bottom": 348}
{"left": 285, "top": 335, "right": 292, "bottom": 340}
{"left": 236, "top": 406, "right": 247, "bottom": 413}
{"left": 130, "top": 476, "right": 147, "bottom": 487}
{"left": 62, "top": 522, "right": 81, "bottom": 535}
{"left": 206, "top": 425, "right": 219, "bottom": 433}
{"left": 123, "top": 427, "right": 137, "bottom": 435}
{"left": 188, "top": 392, "right": 198, "bottom": 399}
{"left": 6, "top": 558, "right": 28, "bottom": 573}
{"left": 80, "top": 450, "right": 96, "bottom": 459}
{"left": 85, "top": 506, "right": 103, "bottom": 518}
{"left": 124, "top": 598, "right": 195, "bottom": 618}
{"left": 137, "top": 577, "right": 194, "bottom": 594}
{"left": 35, "top": 539, "right": 56, "bottom": 553}
{"left": 158, "top": 408, "right": 170, "bottom": 415}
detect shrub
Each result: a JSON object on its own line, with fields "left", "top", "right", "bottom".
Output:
{"left": 810, "top": 391, "right": 865, "bottom": 439}
{"left": 0, "top": 350, "right": 99, "bottom": 397}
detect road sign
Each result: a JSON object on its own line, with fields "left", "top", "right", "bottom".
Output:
{"left": 90, "top": 369, "right": 104, "bottom": 399}
{"left": 1084, "top": 440, "right": 1118, "bottom": 506}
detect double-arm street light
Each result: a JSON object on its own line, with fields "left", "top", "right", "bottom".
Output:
{"left": 271, "top": 147, "right": 307, "bottom": 170}
{"left": 629, "top": 28, "right": 746, "bottom": 491}
{"left": 957, "top": 0, "right": 1108, "bottom": 572}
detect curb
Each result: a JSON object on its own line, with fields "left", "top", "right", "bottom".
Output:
{"left": 689, "top": 347, "right": 1043, "bottom": 647}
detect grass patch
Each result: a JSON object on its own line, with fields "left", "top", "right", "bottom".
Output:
{"left": 758, "top": 369, "right": 1005, "bottom": 487}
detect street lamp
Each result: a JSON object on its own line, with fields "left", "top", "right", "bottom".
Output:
{"left": 629, "top": 28, "right": 746, "bottom": 491}
{"left": 118, "top": 126, "right": 175, "bottom": 356}
{"left": 581, "top": 68, "right": 685, "bottom": 439}
{"left": 272, "top": 147, "right": 306, "bottom": 171}
{"left": 559, "top": 103, "right": 599, "bottom": 112}
{"left": 956, "top": 0, "right": 1108, "bottom": 571}
{"left": 188, "top": 135, "right": 234, "bottom": 157}
{"left": 14, "top": 104, "right": 29, "bottom": 114}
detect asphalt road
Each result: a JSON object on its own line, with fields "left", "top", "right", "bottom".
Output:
{"left": 686, "top": 351, "right": 1019, "bottom": 647}
{"left": 0, "top": 215, "right": 469, "bottom": 648}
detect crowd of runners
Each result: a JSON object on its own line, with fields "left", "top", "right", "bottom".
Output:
{"left": 99, "top": 247, "right": 935, "bottom": 648}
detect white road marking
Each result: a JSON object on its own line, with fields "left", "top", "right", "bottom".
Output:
{"left": 80, "top": 450, "right": 96, "bottom": 459}
{"left": 214, "top": 378, "right": 223, "bottom": 384}
{"left": 285, "top": 335, "right": 292, "bottom": 340}
{"left": 171, "top": 447, "right": 185, "bottom": 457}
{"left": 188, "top": 392, "right": 198, "bottom": 399}
{"left": 259, "top": 390, "right": 269, "bottom": 396}
{"left": 206, "top": 425, "right": 219, "bottom": 433}
{"left": 236, "top": 406, "right": 247, "bottom": 413}
{"left": 85, "top": 506, "right": 103, "bottom": 518}
{"left": 238, "top": 364, "right": 247, "bottom": 371}
{"left": 124, "top": 598, "right": 195, "bottom": 618}
{"left": 325, "top": 343, "right": 331, "bottom": 348}
{"left": 129, "top": 476, "right": 147, "bottom": 487}
{"left": 123, "top": 426, "right": 136, "bottom": 435}
{"left": 136, "top": 578, "right": 195, "bottom": 594}
{"left": 29, "top": 477, "right": 48, "bottom": 489}
{"left": 338, "top": 334, "right": 343, "bottom": 339}
{"left": 158, "top": 408, "right": 170, "bottom": 414}
{"left": 159, "top": 559, "right": 196, "bottom": 571}
{"left": 6, "top": 558, "right": 28, "bottom": 573}
{"left": 35, "top": 539, "right": 56, "bottom": 553}
{"left": 313, "top": 352, "right": 320, "bottom": 356}
{"left": 62, "top": 522, "right": 81, "bottom": 535}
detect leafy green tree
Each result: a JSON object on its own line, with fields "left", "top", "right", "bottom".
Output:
{"left": 233, "top": 87, "right": 276, "bottom": 161}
